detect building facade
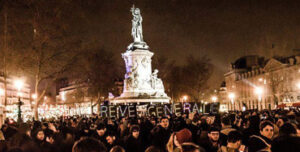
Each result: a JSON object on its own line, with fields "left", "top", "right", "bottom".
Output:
{"left": 224, "top": 55, "right": 300, "bottom": 111}
{"left": 0, "top": 77, "right": 31, "bottom": 125}
{"left": 56, "top": 81, "right": 95, "bottom": 116}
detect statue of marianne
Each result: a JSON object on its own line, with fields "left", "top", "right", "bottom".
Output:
{"left": 131, "top": 5, "right": 144, "bottom": 43}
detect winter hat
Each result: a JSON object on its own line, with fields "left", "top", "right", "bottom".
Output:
{"left": 175, "top": 128, "right": 192, "bottom": 145}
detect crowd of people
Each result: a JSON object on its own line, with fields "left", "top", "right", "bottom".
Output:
{"left": 0, "top": 109, "right": 300, "bottom": 152}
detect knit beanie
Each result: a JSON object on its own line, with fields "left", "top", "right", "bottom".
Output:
{"left": 175, "top": 128, "right": 192, "bottom": 145}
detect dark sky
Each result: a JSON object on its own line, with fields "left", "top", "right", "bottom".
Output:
{"left": 9, "top": 0, "right": 300, "bottom": 89}
{"left": 80, "top": 0, "right": 300, "bottom": 89}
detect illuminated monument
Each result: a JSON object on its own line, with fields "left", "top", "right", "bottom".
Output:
{"left": 113, "top": 6, "right": 170, "bottom": 104}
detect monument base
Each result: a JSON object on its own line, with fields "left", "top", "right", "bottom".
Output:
{"left": 112, "top": 97, "right": 170, "bottom": 104}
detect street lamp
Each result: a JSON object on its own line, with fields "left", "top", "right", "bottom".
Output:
{"left": 254, "top": 87, "right": 263, "bottom": 110}
{"left": 0, "top": 88, "right": 4, "bottom": 116}
{"left": 32, "top": 94, "right": 37, "bottom": 100}
{"left": 228, "top": 93, "right": 235, "bottom": 104}
{"left": 182, "top": 95, "right": 188, "bottom": 102}
{"left": 14, "top": 79, "right": 24, "bottom": 123}
{"left": 61, "top": 91, "right": 66, "bottom": 101}
{"left": 254, "top": 87, "right": 263, "bottom": 101}
{"left": 211, "top": 96, "right": 217, "bottom": 102}
{"left": 228, "top": 92, "right": 235, "bottom": 111}
{"left": 297, "top": 82, "right": 300, "bottom": 89}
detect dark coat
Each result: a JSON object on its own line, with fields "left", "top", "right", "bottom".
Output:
{"left": 271, "top": 135, "right": 300, "bottom": 152}
{"left": 150, "top": 125, "right": 172, "bottom": 152}
{"left": 124, "top": 135, "right": 144, "bottom": 152}
{"left": 198, "top": 137, "right": 220, "bottom": 152}
{"left": 248, "top": 135, "right": 272, "bottom": 152}
{"left": 92, "top": 132, "right": 107, "bottom": 145}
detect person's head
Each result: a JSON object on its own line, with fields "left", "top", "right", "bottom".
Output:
{"left": 174, "top": 128, "right": 192, "bottom": 147}
{"left": 109, "top": 145, "right": 125, "bottom": 152}
{"left": 160, "top": 117, "right": 169, "bottom": 129}
{"left": 45, "top": 133, "right": 55, "bottom": 144}
{"left": 72, "top": 137, "right": 107, "bottom": 152}
{"left": 208, "top": 126, "right": 220, "bottom": 142}
{"left": 150, "top": 118, "right": 156, "bottom": 126}
{"left": 130, "top": 125, "right": 140, "bottom": 139}
{"left": 33, "top": 128, "right": 45, "bottom": 141}
{"left": 106, "top": 133, "right": 116, "bottom": 145}
{"left": 276, "top": 117, "right": 288, "bottom": 127}
{"left": 145, "top": 146, "right": 163, "bottom": 152}
{"left": 248, "top": 115, "right": 260, "bottom": 129}
{"left": 18, "top": 123, "right": 31, "bottom": 137}
{"left": 96, "top": 124, "right": 106, "bottom": 136}
{"left": 227, "top": 131, "right": 242, "bottom": 149}
{"left": 279, "top": 123, "right": 297, "bottom": 136}
{"left": 260, "top": 120, "right": 274, "bottom": 139}
{"left": 221, "top": 116, "right": 231, "bottom": 127}
{"left": 181, "top": 142, "right": 201, "bottom": 152}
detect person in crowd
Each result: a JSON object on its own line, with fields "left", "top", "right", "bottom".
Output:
{"left": 0, "top": 129, "right": 5, "bottom": 140}
{"left": 270, "top": 122, "right": 299, "bottom": 152}
{"left": 198, "top": 126, "right": 220, "bottom": 152}
{"left": 167, "top": 128, "right": 192, "bottom": 152}
{"left": 32, "top": 128, "right": 46, "bottom": 148}
{"left": 271, "top": 122, "right": 300, "bottom": 152}
{"left": 220, "top": 116, "right": 236, "bottom": 146}
{"left": 93, "top": 123, "right": 107, "bottom": 145}
{"left": 248, "top": 120, "right": 274, "bottom": 152}
{"left": 106, "top": 132, "right": 119, "bottom": 151}
{"left": 242, "top": 115, "right": 260, "bottom": 146}
{"left": 145, "top": 145, "right": 164, "bottom": 152}
{"left": 278, "top": 123, "right": 297, "bottom": 137}
{"left": 181, "top": 142, "right": 204, "bottom": 152}
{"left": 219, "top": 130, "right": 243, "bottom": 152}
{"left": 110, "top": 145, "right": 125, "bottom": 152}
{"left": 1, "top": 123, "right": 18, "bottom": 141}
{"left": 72, "top": 137, "right": 106, "bottom": 152}
{"left": 276, "top": 117, "right": 288, "bottom": 128}
{"left": 56, "top": 126, "right": 76, "bottom": 152}
{"left": 17, "top": 123, "right": 31, "bottom": 138}
{"left": 296, "top": 123, "right": 300, "bottom": 136}
{"left": 150, "top": 116, "right": 172, "bottom": 151}
{"left": 123, "top": 125, "right": 143, "bottom": 152}
{"left": 1, "top": 109, "right": 300, "bottom": 152}
{"left": 7, "top": 133, "right": 40, "bottom": 152}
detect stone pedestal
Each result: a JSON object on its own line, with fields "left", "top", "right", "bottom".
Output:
{"left": 113, "top": 48, "right": 170, "bottom": 104}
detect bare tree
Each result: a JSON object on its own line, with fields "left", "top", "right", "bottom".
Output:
{"left": 266, "top": 70, "right": 285, "bottom": 107}
{"left": 71, "top": 48, "right": 121, "bottom": 111}
{"left": 17, "top": 0, "right": 82, "bottom": 120}
{"left": 182, "top": 55, "right": 213, "bottom": 102}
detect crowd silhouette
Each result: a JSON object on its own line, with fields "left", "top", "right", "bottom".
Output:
{"left": 0, "top": 109, "right": 300, "bottom": 152}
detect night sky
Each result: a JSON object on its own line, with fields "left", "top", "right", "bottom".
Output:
{"left": 9, "top": 0, "right": 300, "bottom": 89}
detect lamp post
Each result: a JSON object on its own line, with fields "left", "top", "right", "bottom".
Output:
{"left": 0, "top": 88, "right": 4, "bottom": 125}
{"left": 182, "top": 95, "right": 188, "bottom": 103}
{"left": 211, "top": 96, "right": 217, "bottom": 102}
{"left": 254, "top": 87, "right": 263, "bottom": 110}
{"left": 297, "top": 82, "right": 300, "bottom": 90}
{"left": 228, "top": 93, "right": 235, "bottom": 111}
{"left": 14, "top": 79, "right": 24, "bottom": 123}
